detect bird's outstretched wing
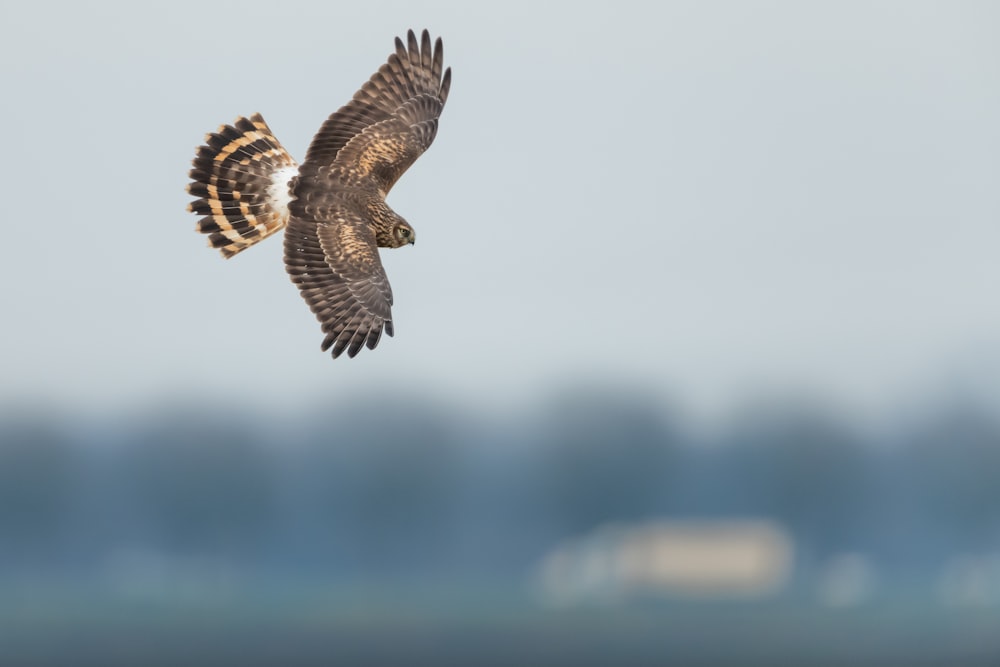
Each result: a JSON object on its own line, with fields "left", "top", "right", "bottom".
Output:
{"left": 298, "top": 28, "right": 452, "bottom": 192}
{"left": 284, "top": 205, "right": 394, "bottom": 359}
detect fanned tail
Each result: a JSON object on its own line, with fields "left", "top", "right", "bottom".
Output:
{"left": 187, "top": 113, "right": 299, "bottom": 258}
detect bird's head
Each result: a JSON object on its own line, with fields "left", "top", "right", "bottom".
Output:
{"left": 391, "top": 221, "right": 416, "bottom": 247}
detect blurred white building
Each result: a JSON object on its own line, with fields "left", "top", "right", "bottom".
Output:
{"left": 536, "top": 519, "right": 794, "bottom": 605}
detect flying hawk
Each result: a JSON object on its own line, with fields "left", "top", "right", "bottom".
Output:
{"left": 187, "top": 29, "right": 451, "bottom": 358}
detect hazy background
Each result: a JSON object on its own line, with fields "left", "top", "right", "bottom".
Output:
{"left": 1, "top": 1, "right": 999, "bottom": 665}
{"left": 1, "top": 0, "right": 997, "bottom": 420}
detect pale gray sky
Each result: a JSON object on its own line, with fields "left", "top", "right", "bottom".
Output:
{"left": 1, "top": 1, "right": 998, "bottom": 420}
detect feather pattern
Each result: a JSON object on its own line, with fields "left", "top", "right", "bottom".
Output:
{"left": 284, "top": 209, "right": 393, "bottom": 358}
{"left": 187, "top": 114, "right": 297, "bottom": 258}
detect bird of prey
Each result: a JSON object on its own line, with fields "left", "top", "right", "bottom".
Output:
{"left": 186, "top": 29, "right": 451, "bottom": 358}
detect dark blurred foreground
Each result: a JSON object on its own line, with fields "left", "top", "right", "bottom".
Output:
{"left": 3, "top": 588, "right": 998, "bottom": 667}
{"left": 1, "top": 388, "right": 999, "bottom": 665}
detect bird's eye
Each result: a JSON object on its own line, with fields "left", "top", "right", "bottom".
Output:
{"left": 399, "top": 228, "right": 410, "bottom": 238}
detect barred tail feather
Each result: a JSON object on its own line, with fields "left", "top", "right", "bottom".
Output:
{"left": 187, "top": 113, "right": 299, "bottom": 258}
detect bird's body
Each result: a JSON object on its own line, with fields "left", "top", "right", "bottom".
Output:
{"left": 187, "top": 30, "right": 451, "bottom": 358}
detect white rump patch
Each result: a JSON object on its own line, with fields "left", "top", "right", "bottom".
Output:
{"left": 267, "top": 165, "right": 300, "bottom": 219}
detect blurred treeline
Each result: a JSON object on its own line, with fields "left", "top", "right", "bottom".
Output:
{"left": 1, "top": 388, "right": 998, "bottom": 591}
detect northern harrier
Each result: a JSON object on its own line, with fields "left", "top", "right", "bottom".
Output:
{"left": 187, "top": 30, "right": 451, "bottom": 358}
